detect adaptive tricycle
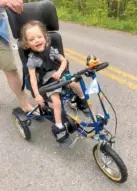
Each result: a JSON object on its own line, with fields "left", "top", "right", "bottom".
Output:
{"left": 6, "top": 0, "right": 128, "bottom": 183}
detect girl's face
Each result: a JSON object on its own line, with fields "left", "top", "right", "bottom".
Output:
{"left": 26, "top": 25, "right": 46, "bottom": 52}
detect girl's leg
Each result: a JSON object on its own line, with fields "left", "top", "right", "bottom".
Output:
{"left": 69, "top": 81, "right": 84, "bottom": 98}
{"left": 50, "top": 92, "right": 62, "bottom": 126}
{"left": 69, "top": 82, "right": 89, "bottom": 112}
{"left": 50, "top": 92, "right": 69, "bottom": 143}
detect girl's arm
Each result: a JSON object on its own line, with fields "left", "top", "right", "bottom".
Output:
{"left": 28, "top": 68, "right": 44, "bottom": 106}
{"left": 57, "top": 55, "right": 67, "bottom": 74}
{"left": 52, "top": 55, "right": 67, "bottom": 79}
{"left": 28, "top": 68, "right": 39, "bottom": 97}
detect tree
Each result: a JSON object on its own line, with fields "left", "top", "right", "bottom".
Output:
{"left": 107, "top": 0, "right": 128, "bottom": 19}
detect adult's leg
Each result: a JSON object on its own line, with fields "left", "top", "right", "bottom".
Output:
{"left": 0, "top": 40, "right": 33, "bottom": 112}
{"left": 4, "top": 70, "right": 34, "bottom": 112}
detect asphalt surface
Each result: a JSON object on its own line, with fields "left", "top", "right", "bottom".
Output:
{"left": 0, "top": 21, "right": 137, "bottom": 191}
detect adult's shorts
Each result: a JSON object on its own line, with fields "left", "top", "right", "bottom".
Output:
{"left": 0, "top": 40, "right": 17, "bottom": 72}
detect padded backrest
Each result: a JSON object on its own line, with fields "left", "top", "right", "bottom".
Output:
{"left": 6, "top": 1, "right": 67, "bottom": 95}
{"left": 6, "top": 0, "right": 59, "bottom": 39}
{"left": 6, "top": 0, "right": 65, "bottom": 63}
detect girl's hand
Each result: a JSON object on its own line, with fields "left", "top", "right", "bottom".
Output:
{"left": 35, "top": 94, "right": 45, "bottom": 107}
{"left": 51, "top": 71, "right": 62, "bottom": 80}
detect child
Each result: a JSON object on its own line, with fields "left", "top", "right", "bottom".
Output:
{"left": 21, "top": 20, "right": 88, "bottom": 143}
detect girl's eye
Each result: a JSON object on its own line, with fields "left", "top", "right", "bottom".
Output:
{"left": 29, "top": 39, "right": 34, "bottom": 42}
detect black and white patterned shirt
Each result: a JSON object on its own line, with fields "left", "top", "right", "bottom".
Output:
{"left": 27, "top": 46, "right": 61, "bottom": 69}
{"left": 27, "top": 47, "right": 62, "bottom": 85}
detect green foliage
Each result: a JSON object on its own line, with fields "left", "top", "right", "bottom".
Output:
{"left": 24, "top": 0, "right": 137, "bottom": 33}
{"left": 52, "top": 0, "right": 137, "bottom": 33}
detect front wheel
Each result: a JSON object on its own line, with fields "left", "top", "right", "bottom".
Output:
{"left": 93, "top": 144, "right": 128, "bottom": 183}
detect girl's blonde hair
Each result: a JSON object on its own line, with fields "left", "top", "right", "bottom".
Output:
{"left": 20, "top": 20, "right": 48, "bottom": 49}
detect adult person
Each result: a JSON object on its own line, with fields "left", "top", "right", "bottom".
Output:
{"left": 0, "top": 0, "right": 35, "bottom": 113}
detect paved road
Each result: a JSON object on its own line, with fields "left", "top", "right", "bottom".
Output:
{"left": 0, "top": 21, "right": 137, "bottom": 191}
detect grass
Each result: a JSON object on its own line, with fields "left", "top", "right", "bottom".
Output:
{"left": 57, "top": 7, "right": 137, "bottom": 34}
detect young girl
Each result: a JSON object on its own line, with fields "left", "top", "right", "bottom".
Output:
{"left": 21, "top": 20, "right": 88, "bottom": 143}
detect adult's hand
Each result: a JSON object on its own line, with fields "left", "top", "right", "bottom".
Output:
{"left": 5, "top": 0, "right": 23, "bottom": 14}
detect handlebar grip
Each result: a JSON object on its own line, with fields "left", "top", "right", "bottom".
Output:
{"left": 39, "top": 62, "right": 109, "bottom": 95}
{"left": 95, "top": 62, "right": 109, "bottom": 71}
{"left": 39, "top": 79, "right": 72, "bottom": 95}
{"left": 41, "top": 80, "right": 60, "bottom": 89}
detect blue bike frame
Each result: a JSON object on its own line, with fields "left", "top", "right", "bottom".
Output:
{"left": 65, "top": 73, "right": 110, "bottom": 141}
{"left": 26, "top": 72, "right": 110, "bottom": 141}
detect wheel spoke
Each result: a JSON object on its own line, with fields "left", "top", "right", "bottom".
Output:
{"left": 106, "top": 159, "right": 113, "bottom": 166}
{"left": 102, "top": 164, "right": 106, "bottom": 169}
{"left": 102, "top": 156, "right": 121, "bottom": 177}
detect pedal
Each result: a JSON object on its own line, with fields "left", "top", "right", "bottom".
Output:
{"left": 60, "top": 136, "right": 73, "bottom": 149}
{"left": 68, "top": 136, "right": 81, "bottom": 149}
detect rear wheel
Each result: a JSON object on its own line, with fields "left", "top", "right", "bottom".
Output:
{"left": 93, "top": 144, "right": 128, "bottom": 183}
{"left": 13, "top": 115, "right": 31, "bottom": 140}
